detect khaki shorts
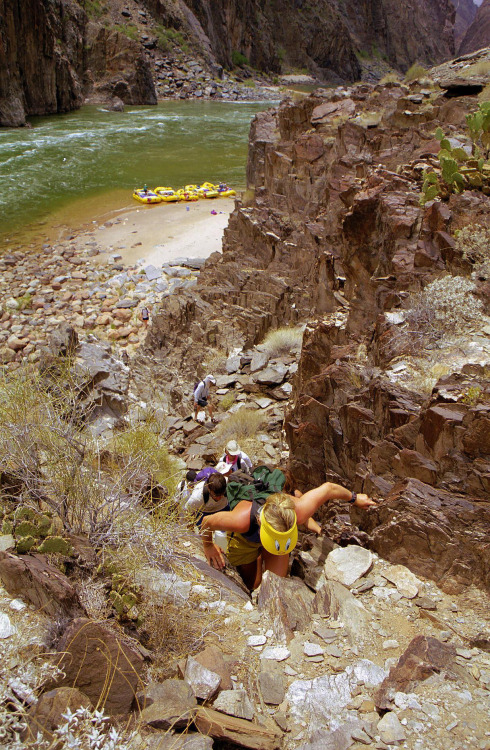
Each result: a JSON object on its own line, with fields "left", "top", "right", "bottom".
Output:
{"left": 226, "top": 533, "right": 262, "bottom": 567}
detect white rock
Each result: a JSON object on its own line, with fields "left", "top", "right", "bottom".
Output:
{"left": 213, "top": 689, "right": 254, "bottom": 720}
{"left": 324, "top": 546, "right": 373, "bottom": 586}
{"left": 394, "top": 692, "right": 422, "bottom": 710}
{"left": 381, "top": 564, "right": 421, "bottom": 598}
{"left": 382, "top": 639, "right": 400, "bottom": 650}
{"left": 304, "top": 641, "right": 325, "bottom": 657}
{"left": 0, "top": 534, "right": 15, "bottom": 552}
{"left": 243, "top": 601, "right": 254, "bottom": 611}
{"left": 9, "top": 599, "right": 26, "bottom": 612}
{"left": 377, "top": 711, "right": 406, "bottom": 743}
{"left": 247, "top": 635, "right": 267, "bottom": 647}
{"left": 0, "top": 613, "right": 16, "bottom": 638}
{"left": 184, "top": 656, "right": 221, "bottom": 700}
{"left": 260, "top": 647, "right": 291, "bottom": 661}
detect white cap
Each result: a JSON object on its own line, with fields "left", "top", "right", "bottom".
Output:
{"left": 216, "top": 461, "right": 232, "bottom": 474}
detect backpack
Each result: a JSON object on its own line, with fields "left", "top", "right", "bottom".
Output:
{"left": 226, "top": 465, "right": 286, "bottom": 510}
{"left": 193, "top": 381, "right": 201, "bottom": 394}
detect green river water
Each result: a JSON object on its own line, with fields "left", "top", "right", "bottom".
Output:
{"left": 0, "top": 100, "right": 276, "bottom": 250}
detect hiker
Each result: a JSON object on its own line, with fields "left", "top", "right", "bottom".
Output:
{"left": 200, "top": 477, "right": 377, "bottom": 589}
{"left": 184, "top": 468, "right": 230, "bottom": 518}
{"left": 193, "top": 375, "right": 217, "bottom": 423}
{"left": 177, "top": 469, "right": 198, "bottom": 505}
{"left": 220, "top": 439, "right": 252, "bottom": 473}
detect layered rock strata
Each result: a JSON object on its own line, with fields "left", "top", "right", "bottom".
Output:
{"left": 145, "top": 78, "right": 489, "bottom": 593}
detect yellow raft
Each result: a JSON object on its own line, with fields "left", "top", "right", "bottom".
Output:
{"left": 155, "top": 187, "right": 181, "bottom": 202}
{"left": 133, "top": 188, "right": 161, "bottom": 204}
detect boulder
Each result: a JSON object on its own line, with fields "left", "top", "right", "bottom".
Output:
{"left": 139, "top": 680, "right": 197, "bottom": 730}
{"left": 52, "top": 618, "right": 147, "bottom": 716}
{"left": 374, "top": 635, "right": 471, "bottom": 710}
{"left": 0, "top": 552, "right": 85, "bottom": 618}
{"left": 25, "top": 688, "right": 92, "bottom": 739}
{"left": 257, "top": 571, "right": 315, "bottom": 643}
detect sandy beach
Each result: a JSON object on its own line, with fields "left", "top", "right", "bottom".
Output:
{"left": 92, "top": 196, "right": 235, "bottom": 267}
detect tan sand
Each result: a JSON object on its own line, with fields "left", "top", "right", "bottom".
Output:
{"left": 95, "top": 197, "right": 235, "bottom": 266}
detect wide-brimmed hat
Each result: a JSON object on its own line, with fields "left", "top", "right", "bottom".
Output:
{"left": 259, "top": 508, "right": 298, "bottom": 556}
{"left": 225, "top": 440, "right": 240, "bottom": 456}
{"left": 205, "top": 375, "right": 216, "bottom": 385}
{"left": 215, "top": 461, "right": 232, "bottom": 475}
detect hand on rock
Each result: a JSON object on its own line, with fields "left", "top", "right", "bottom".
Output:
{"left": 355, "top": 494, "right": 378, "bottom": 508}
{"left": 204, "top": 543, "right": 225, "bottom": 571}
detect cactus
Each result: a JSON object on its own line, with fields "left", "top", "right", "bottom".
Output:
{"left": 16, "top": 520, "right": 38, "bottom": 537}
{"left": 38, "top": 536, "right": 73, "bottom": 556}
{"left": 16, "top": 536, "right": 36, "bottom": 553}
{"left": 109, "top": 590, "right": 125, "bottom": 616}
{"left": 1, "top": 519, "right": 13, "bottom": 535}
{"left": 440, "top": 157, "right": 465, "bottom": 192}
{"left": 38, "top": 514, "right": 52, "bottom": 537}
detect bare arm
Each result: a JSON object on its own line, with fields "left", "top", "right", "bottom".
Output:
{"left": 294, "top": 482, "right": 376, "bottom": 525}
{"left": 201, "top": 501, "right": 252, "bottom": 534}
{"left": 200, "top": 502, "right": 252, "bottom": 572}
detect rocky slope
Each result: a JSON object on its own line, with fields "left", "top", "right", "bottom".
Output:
{"left": 142, "top": 72, "right": 490, "bottom": 596}
{"left": 459, "top": 0, "right": 490, "bottom": 54}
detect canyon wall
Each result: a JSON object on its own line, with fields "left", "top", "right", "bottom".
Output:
{"left": 0, "top": 0, "right": 86, "bottom": 126}
{"left": 459, "top": 0, "right": 490, "bottom": 54}
{"left": 0, "top": 0, "right": 156, "bottom": 126}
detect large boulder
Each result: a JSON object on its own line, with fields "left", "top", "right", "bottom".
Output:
{"left": 0, "top": 552, "right": 85, "bottom": 618}
{"left": 51, "top": 618, "right": 148, "bottom": 716}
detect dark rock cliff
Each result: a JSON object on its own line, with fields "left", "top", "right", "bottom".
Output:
{"left": 0, "top": 0, "right": 86, "bottom": 127}
{"left": 453, "top": 0, "right": 478, "bottom": 46}
{"left": 337, "top": 0, "right": 456, "bottom": 72}
{"left": 459, "top": 0, "right": 490, "bottom": 54}
{"left": 180, "top": 0, "right": 456, "bottom": 80}
{"left": 144, "top": 78, "right": 490, "bottom": 593}
{"left": 0, "top": 0, "right": 156, "bottom": 127}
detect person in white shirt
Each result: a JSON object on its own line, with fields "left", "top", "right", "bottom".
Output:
{"left": 184, "top": 470, "right": 230, "bottom": 567}
{"left": 220, "top": 440, "right": 252, "bottom": 473}
{"left": 193, "top": 375, "right": 217, "bottom": 423}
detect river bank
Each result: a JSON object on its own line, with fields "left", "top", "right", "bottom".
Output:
{"left": 0, "top": 194, "right": 235, "bottom": 367}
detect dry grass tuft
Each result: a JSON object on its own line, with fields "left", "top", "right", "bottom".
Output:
{"left": 260, "top": 326, "right": 304, "bottom": 358}
{"left": 404, "top": 63, "right": 429, "bottom": 82}
{"left": 214, "top": 406, "right": 265, "bottom": 446}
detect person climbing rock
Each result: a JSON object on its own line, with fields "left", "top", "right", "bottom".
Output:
{"left": 220, "top": 440, "right": 252, "bottom": 473}
{"left": 201, "top": 478, "right": 377, "bottom": 590}
{"left": 193, "top": 375, "right": 217, "bottom": 423}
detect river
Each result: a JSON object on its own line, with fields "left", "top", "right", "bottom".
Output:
{"left": 0, "top": 100, "right": 276, "bottom": 251}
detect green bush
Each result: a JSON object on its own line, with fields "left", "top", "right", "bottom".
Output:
{"left": 114, "top": 23, "right": 138, "bottom": 41}
{"left": 232, "top": 50, "right": 248, "bottom": 67}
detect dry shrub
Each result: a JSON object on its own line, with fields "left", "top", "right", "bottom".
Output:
{"left": 479, "top": 83, "right": 490, "bottom": 102}
{"left": 455, "top": 224, "right": 490, "bottom": 279}
{"left": 214, "top": 406, "right": 264, "bottom": 445}
{"left": 404, "top": 63, "right": 429, "bottom": 82}
{"left": 459, "top": 60, "right": 490, "bottom": 79}
{"left": 379, "top": 72, "right": 402, "bottom": 84}
{"left": 402, "top": 275, "right": 484, "bottom": 348}
{"left": 219, "top": 391, "right": 236, "bottom": 411}
{"left": 0, "top": 366, "right": 182, "bottom": 549}
{"left": 260, "top": 326, "right": 303, "bottom": 357}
